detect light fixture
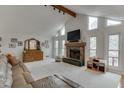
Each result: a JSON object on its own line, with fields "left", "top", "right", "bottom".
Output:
{"left": 63, "top": 12, "right": 65, "bottom": 15}
{"left": 53, "top": 7, "right": 56, "bottom": 10}
{"left": 59, "top": 10, "right": 61, "bottom": 13}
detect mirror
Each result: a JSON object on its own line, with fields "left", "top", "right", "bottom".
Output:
{"left": 24, "top": 38, "right": 41, "bottom": 51}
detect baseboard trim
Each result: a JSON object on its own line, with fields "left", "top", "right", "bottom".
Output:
{"left": 107, "top": 68, "right": 123, "bottom": 75}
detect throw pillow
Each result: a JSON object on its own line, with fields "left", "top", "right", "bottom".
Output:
{"left": 7, "top": 56, "right": 19, "bottom": 66}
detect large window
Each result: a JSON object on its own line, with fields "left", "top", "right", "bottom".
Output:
{"left": 56, "top": 32, "right": 59, "bottom": 37}
{"left": 88, "top": 16, "right": 98, "bottom": 30}
{"left": 60, "top": 27, "right": 65, "bottom": 36}
{"left": 108, "top": 34, "right": 120, "bottom": 67}
{"left": 61, "top": 40, "right": 65, "bottom": 57}
{"left": 54, "top": 26, "right": 65, "bottom": 57}
{"left": 55, "top": 40, "right": 58, "bottom": 56}
{"left": 107, "top": 19, "right": 121, "bottom": 26}
{"left": 89, "top": 37, "right": 97, "bottom": 57}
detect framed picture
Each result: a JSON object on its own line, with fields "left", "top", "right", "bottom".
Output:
{"left": 41, "top": 42, "right": 45, "bottom": 47}
{"left": 0, "top": 37, "right": 2, "bottom": 41}
{"left": 11, "top": 38, "right": 18, "bottom": 43}
{"left": 18, "top": 41, "right": 23, "bottom": 46}
{"left": 9, "top": 43, "right": 16, "bottom": 48}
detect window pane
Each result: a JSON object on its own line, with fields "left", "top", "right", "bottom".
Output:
{"left": 55, "top": 40, "right": 58, "bottom": 56}
{"left": 55, "top": 41, "right": 58, "bottom": 48}
{"left": 90, "top": 50, "right": 96, "bottom": 57}
{"left": 108, "top": 34, "right": 120, "bottom": 67}
{"left": 62, "top": 40, "right": 65, "bottom": 57}
{"left": 107, "top": 19, "right": 121, "bottom": 26}
{"left": 62, "top": 40, "right": 65, "bottom": 49}
{"left": 61, "top": 27, "right": 65, "bottom": 36}
{"left": 113, "top": 58, "right": 118, "bottom": 67}
{"left": 108, "top": 57, "right": 119, "bottom": 67}
{"left": 90, "top": 37, "right": 96, "bottom": 49}
{"left": 109, "top": 35, "right": 119, "bottom": 50}
{"left": 109, "top": 51, "right": 118, "bottom": 57}
{"left": 56, "top": 33, "right": 58, "bottom": 37}
{"left": 108, "top": 58, "right": 113, "bottom": 66}
{"left": 89, "top": 17, "right": 98, "bottom": 30}
{"left": 62, "top": 49, "right": 65, "bottom": 57}
{"left": 56, "top": 48, "right": 58, "bottom": 56}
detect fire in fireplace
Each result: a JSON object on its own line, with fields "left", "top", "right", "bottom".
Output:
{"left": 70, "top": 48, "right": 80, "bottom": 60}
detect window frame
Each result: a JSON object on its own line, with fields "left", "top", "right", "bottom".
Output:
{"left": 88, "top": 16, "right": 98, "bottom": 31}
{"left": 89, "top": 36, "right": 97, "bottom": 57}
{"left": 60, "top": 26, "right": 65, "bottom": 36}
{"left": 55, "top": 40, "right": 59, "bottom": 57}
{"left": 61, "top": 40, "right": 65, "bottom": 57}
{"left": 107, "top": 34, "right": 120, "bottom": 68}
{"left": 106, "top": 19, "right": 122, "bottom": 27}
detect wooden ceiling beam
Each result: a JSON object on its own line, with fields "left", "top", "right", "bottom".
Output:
{"left": 51, "top": 5, "right": 76, "bottom": 18}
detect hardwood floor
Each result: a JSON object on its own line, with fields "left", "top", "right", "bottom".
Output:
{"left": 118, "top": 75, "right": 124, "bottom": 88}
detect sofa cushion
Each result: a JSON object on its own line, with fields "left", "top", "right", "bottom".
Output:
{"left": 12, "top": 64, "right": 23, "bottom": 75}
{"left": 23, "top": 72, "right": 34, "bottom": 83}
{"left": 23, "top": 84, "right": 33, "bottom": 88}
{"left": 12, "top": 74, "right": 28, "bottom": 88}
{"left": 19, "top": 62, "right": 30, "bottom": 72}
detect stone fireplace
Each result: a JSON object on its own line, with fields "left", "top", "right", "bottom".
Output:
{"left": 63, "top": 42, "right": 86, "bottom": 66}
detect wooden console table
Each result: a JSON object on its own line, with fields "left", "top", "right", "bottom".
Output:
{"left": 87, "top": 60, "right": 106, "bottom": 72}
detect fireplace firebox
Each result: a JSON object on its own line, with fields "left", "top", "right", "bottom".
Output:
{"left": 70, "top": 48, "right": 80, "bottom": 60}
{"left": 63, "top": 42, "right": 86, "bottom": 67}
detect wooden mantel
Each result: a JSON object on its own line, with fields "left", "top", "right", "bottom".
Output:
{"left": 65, "top": 42, "right": 86, "bottom": 47}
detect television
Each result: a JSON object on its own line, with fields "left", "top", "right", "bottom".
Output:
{"left": 67, "top": 29, "right": 80, "bottom": 42}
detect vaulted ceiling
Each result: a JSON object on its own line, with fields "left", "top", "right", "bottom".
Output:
{"left": 0, "top": 5, "right": 71, "bottom": 37}
{"left": 64, "top": 5, "right": 124, "bottom": 20}
{"left": 0, "top": 5, "right": 124, "bottom": 38}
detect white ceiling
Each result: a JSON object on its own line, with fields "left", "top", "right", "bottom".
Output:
{"left": 0, "top": 5, "right": 71, "bottom": 37}
{"left": 1, "top": 5, "right": 124, "bottom": 38}
{"left": 65, "top": 5, "right": 124, "bottom": 20}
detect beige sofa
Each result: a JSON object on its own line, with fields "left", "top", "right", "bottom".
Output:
{"left": 0, "top": 54, "right": 82, "bottom": 88}
{"left": 12, "top": 61, "right": 34, "bottom": 88}
{"left": 12, "top": 61, "right": 82, "bottom": 88}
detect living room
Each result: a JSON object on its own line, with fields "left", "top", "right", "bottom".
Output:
{"left": 0, "top": 5, "right": 124, "bottom": 88}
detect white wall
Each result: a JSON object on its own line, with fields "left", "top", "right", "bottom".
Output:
{"left": 0, "top": 6, "right": 65, "bottom": 61}
{"left": 0, "top": 31, "right": 52, "bottom": 60}
{"left": 65, "top": 14, "right": 88, "bottom": 66}
{"left": 65, "top": 14, "right": 124, "bottom": 75}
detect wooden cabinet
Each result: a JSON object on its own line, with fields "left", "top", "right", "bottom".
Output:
{"left": 23, "top": 50, "right": 43, "bottom": 62}
{"left": 87, "top": 60, "right": 106, "bottom": 72}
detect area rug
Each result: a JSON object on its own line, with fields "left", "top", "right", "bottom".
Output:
{"left": 25, "top": 59, "right": 121, "bottom": 88}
